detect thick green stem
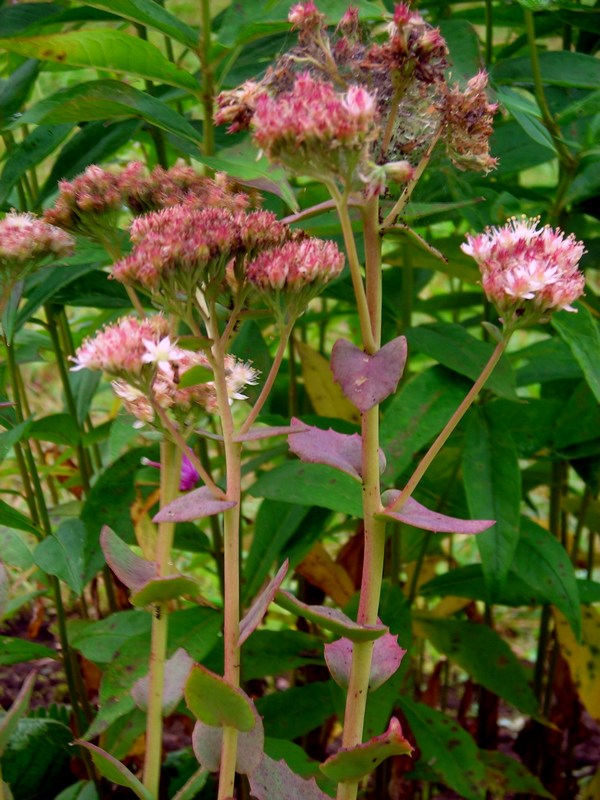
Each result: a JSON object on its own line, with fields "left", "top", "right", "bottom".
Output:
{"left": 386, "top": 336, "right": 509, "bottom": 515}
{"left": 206, "top": 311, "right": 243, "bottom": 800}
{"left": 143, "top": 440, "right": 181, "bottom": 798}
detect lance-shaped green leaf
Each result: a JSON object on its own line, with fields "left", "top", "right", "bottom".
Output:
{"left": 249, "top": 754, "right": 330, "bottom": 800}
{"left": 379, "top": 490, "right": 494, "bottom": 535}
{"left": 397, "top": 697, "right": 486, "bottom": 800}
{"left": 82, "top": 0, "right": 198, "bottom": 48}
{"left": 132, "top": 648, "right": 194, "bottom": 716}
{"left": 288, "top": 419, "right": 386, "bottom": 480}
{"left": 185, "top": 665, "right": 255, "bottom": 731}
{"left": 331, "top": 336, "right": 408, "bottom": 412}
{"left": 0, "top": 670, "right": 36, "bottom": 754}
{"left": 239, "top": 560, "right": 288, "bottom": 646}
{"left": 170, "top": 767, "right": 208, "bottom": 800}
{"left": 0, "top": 499, "right": 41, "bottom": 536}
{"left": 130, "top": 575, "right": 200, "bottom": 607}
{"left": 153, "top": 485, "right": 236, "bottom": 524}
{"left": 0, "top": 419, "right": 31, "bottom": 464}
{"left": 552, "top": 302, "right": 600, "bottom": 404}
{"left": 462, "top": 407, "right": 521, "bottom": 598}
{"left": 414, "top": 616, "right": 543, "bottom": 721}
{"left": 75, "top": 742, "right": 153, "bottom": 800}
{"left": 275, "top": 591, "right": 387, "bottom": 642}
{"left": 100, "top": 526, "right": 155, "bottom": 593}
{"left": 14, "top": 80, "right": 201, "bottom": 147}
{"left": 0, "top": 637, "right": 55, "bottom": 666}
{"left": 34, "top": 519, "right": 102, "bottom": 595}
{"left": 0, "top": 31, "right": 198, "bottom": 93}
{"left": 192, "top": 702, "right": 264, "bottom": 774}
{"left": 235, "top": 422, "right": 310, "bottom": 442}
{"left": 325, "top": 632, "right": 406, "bottom": 693}
{"left": 320, "top": 717, "right": 413, "bottom": 782}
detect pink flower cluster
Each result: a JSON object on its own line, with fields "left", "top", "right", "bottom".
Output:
{"left": 113, "top": 205, "right": 290, "bottom": 296}
{"left": 0, "top": 212, "right": 74, "bottom": 269}
{"left": 462, "top": 217, "right": 586, "bottom": 326}
{"left": 247, "top": 238, "right": 344, "bottom": 303}
{"left": 252, "top": 73, "right": 378, "bottom": 177}
{"left": 44, "top": 165, "right": 123, "bottom": 236}
{"left": 72, "top": 314, "right": 260, "bottom": 426}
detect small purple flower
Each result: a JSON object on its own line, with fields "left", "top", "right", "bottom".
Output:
{"left": 141, "top": 454, "right": 200, "bottom": 492}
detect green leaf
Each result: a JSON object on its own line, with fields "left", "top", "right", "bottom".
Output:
{"left": 462, "top": 406, "right": 521, "bottom": 598}
{"left": 0, "top": 31, "right": 198, "bottom": 93}
{"left": 33, "top": 519, "right": 103, "bottom": 595}
{"left": 0, "top": 419, "right": 32, "bottom": 464}
{"left": 1, "top": 718, "right": 72, "bottom": 800}
{"left": 257, "top": 682, "right": 335, "bottom": 741}
{"left": 0, "top": 529, "right": 33, "bottom": 570}
{"left": 0, "top": 59, "right": 39, "bottom": 128}
{"left": 552, "top": 302, "right": 600, "bottom": 404}
{"left": 0, "top": 4, "right": 64, "bottom": 37}
{"left": 493, "top": 51, "right": 600, "bottom": 89}
{"left": 0, "top": 123, "right": 73, "bottom": 205}
{"left": 30, "top": 413, "right": 81, "bottom": 447}
{"left": 512, "top": 517, "right": 581, "bottom": 638}
{"left": 69, "top": 610, "right": 152, "bottom": 664}
{"left": 14, "top": 80, "right": 202, "bottom": 147}
{"left": 419, "top": 564, "right": 544, "bottom": 607}
{"left": 178, "top": 364, "right": 213, "bottom": 389}
{"left": 415, "top": 616, "right": 542, "bottom": 719}
{"left": 554, "top": 381, "right": 600, "bottom": 452}
{"left": 131, "top": 575, "right": 200, "bottom": 606}
{"left": 250, "top": 462, "right": 362, "bottom": 517}
{"left": 380, "top": 366, "right": 469, "bottom": 481}
{"left": 439, "top": 20, "right": 482, "bottom": 80}
{"left": 82, "top": 0, "right": 198, "bottom": 48}
{"left": 320, "top": 717, "right": 412, "bottom": 782}
{"left": 397, "top": 697, "right": 486, "bottom": 800}
{"left": 0, "top": 636, "right": 56, "bottom": 665}
{"left": 240, "top": 630, "right": 324, "bottom": 680}
{"left": 480, "top": 750, "right": 554, "bottom": 798}
{"left": 495, "top": 87, "right": 555, "bottom": 150}
{"left": 0, "top": 670, "right": 37, "bottom": 754}
{"left": 76, "top": 742, "right": 153, "bottom": 800}
{"left": 406, "top": 324, "right": 518, "bottom": 400}
{"left": 185, "top": 665, "right": 256, "bottom": 731}
{"left": 54, "top": 780, "right": 99, "bottom": 800}
{"left": 0, "top": 499, "right": 41, "bottom": 536}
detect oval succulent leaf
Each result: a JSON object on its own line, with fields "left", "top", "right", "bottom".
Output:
{"left": 239, "top": 560, "right": 289, "bottom": 646}
{"left": 192, "top": 702, "right": 264, "bottom": 774}
{"left": 185, "top": 664, "right": 255, "bottom": 732}
{"left": 275, "top": 590, "right": 387, "bottom": 642}
{"left": 320, "top": 717, "right": 413, "bottom": 782}
{"left": 132, "top": 648, "right": 194, "bottom": 716}
{"left": 100, "top": 525, "right": 156, "bottom": 592}
{"left": 324, "top": 632, "right": 407, "bottom": 692}
{"left": 153, "top": 485, "right": 236, "bottom": 524}
{"left": 331, "top": 336, "right": 408, "bottom": 412}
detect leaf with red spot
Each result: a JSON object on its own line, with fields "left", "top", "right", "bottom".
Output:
{"left": 287, "top": 418, "right": 385, "bottom": 480}
{"left": 320, "top": 717, "right": 413, "bottom": 782}
{"left": 379, "top": 490, "right": 494, "bottom": 534}
{"left": 324, "top": 632, "right": 406, "bottom": 692}
{"left": 330, "top": 336, "right": 407, "bottom": 412}
{"left": 153, "top": 485, "right": 236, "bottom": 523}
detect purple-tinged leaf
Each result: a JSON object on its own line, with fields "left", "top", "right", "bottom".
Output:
{"left": 275, "top": 590, "right": 387, "bottom": 643}
{"left": 288, "top": 419, "right": 385, "bottom": 480}
{"left": 324, "top": 632, "right": 406, "bottom": 692}
{"left": 235, "top": 423, "right": 310, "bottom": 442}
{"left": 132, "top": 648, "right": 194, "bottom": 716}
{"left": 130, "top": 575, "right": 200, "bottom": 607}
{"left": 331, "top": 336, "right": 408, "bottom": 413}
{"left": 239, "top": 560, "right": 288, "bottom": 646}
{"left": 379, "top": 491, "right": 495, "bottom": 535}
{"left": 0, "top": 670, "right": 36, "bottom": 753}
{"left": 75, "top": 741, "right": 153, "bottom": 800}
{"left": 100, "top": 526, "right": 155, "bottom": 593}
{"left": 185, "top": 664, "right": 255, "bottom": 731}
{"left": 153, "top": 485, "right": 236, "bottom": 523}
{"left": 192, "top": 702, "right": 264, "bottom": 774}
{"left": 249, "top": 754, "right": 330, "bottom": 800}
{"left": 320, "top": 717, "right": 413, "bottom": 782}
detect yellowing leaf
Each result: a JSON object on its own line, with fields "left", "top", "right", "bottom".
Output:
{"left": 131, "top": 490, "right": 160, "bottom": 560}
{"left": 554, "top": 606, "right": 600, "bottom": 721}
{"left": 295, "top": 341, "right": 360, "bottom": 424}
{"left": 296, "top": 543, "right": 355, "bottom": 606}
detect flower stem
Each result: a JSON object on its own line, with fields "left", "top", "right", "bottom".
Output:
{"left": 143, "top": 439, "right": 181, "bottom": 798}
{"left": 386, "top": 335, "right": 509, "bottom": 515}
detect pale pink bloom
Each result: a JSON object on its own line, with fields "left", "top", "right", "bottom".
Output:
{"left": 288, "top": 1, "right": 324, "bottom": 29}
{"left": 462, "top": 217, "right": 586, "bottom": 326}
{"left": 0, "top": 212, "right": 74, "bottom": 276}
{"left": 247, "top": 238, "right": 344, "bottom": 293}
{"left": 112, "top": 380, "right": 155, "bottom": 425}
{"left": 44, "top": 165, "right": 123, "bottom": 236}
{"left": 141, "top": 336, "right": 180, "bottom": 372}
{"left": 224, "top": 357, "right": 260, "bottom": 401}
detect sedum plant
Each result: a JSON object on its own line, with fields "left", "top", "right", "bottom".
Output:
{"left": 0, "top": 2, "right": 596, "bottom": 800}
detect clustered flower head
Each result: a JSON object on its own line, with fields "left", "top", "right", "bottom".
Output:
{"left": 462, "top": 217, "right": 586, "bottom": 329}
{"left": 44, "top": 165, "right": 123, "bottom": 239}
{"left": 216, "top": 2, "right": 497, "bottom": 193}
{"left": 0, "top": 212, "right": 74, "bottom": 312}
{"left": 247, "top": 237, "right": 345, "bottom": 319}
{"left": 252, "top": 73, "right": 378, "bottom": 180}
{"left": 442, "top": 72, "right": 498, "bottom": 173}
{"left": 118, "top": 162, "right": 253, "bottom": 214}
{"left": 71, "top": 314, "right": 260, "bottom": 427}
